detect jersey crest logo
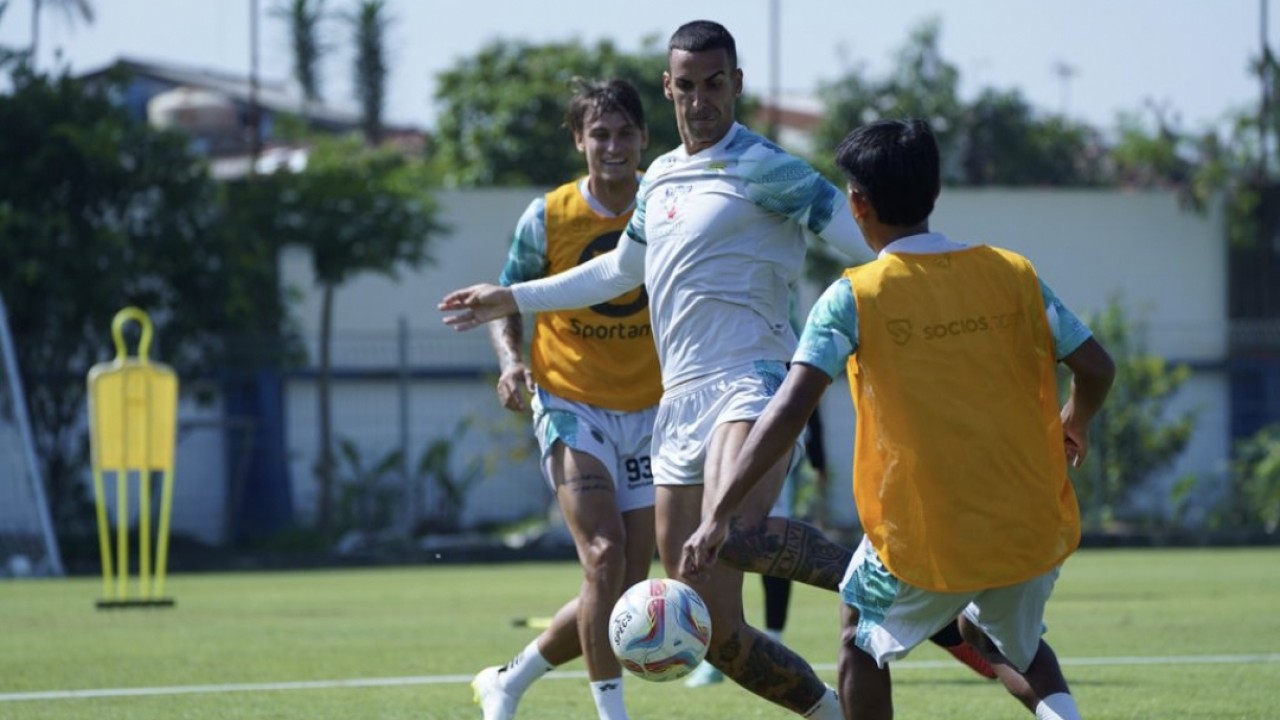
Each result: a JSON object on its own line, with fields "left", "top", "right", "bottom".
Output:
{"left": 886, "top": 319, "right": 913, "bottom": 346}
{"left": 662, "top": 184, "right": 693, "bottom": 220}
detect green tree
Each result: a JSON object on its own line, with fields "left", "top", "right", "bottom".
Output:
{"left": 431, "top": 37, "right": 683, "bottom": 186}
{"left": 962, "top": 88, "right": 1105, "bottom": 186}
{"left": 812, "top": 18, "right": 1101, "bottom": 188}
{"left": 28, "top": 0, "right": 92, "bottom": 65}
{"left": 0, "top": 67, "right": 250, "bottom": 536}
{"left": 1, "top": 2, "right": 24, "bottom": 68}
{"left": 236, "top": 135, "right": 444, "bottom": 534}
{"left": 812, "top": 19, "right": 965, "bottom": 180}
{"left": 347, "top": 0, "right": 388, "bottom": 146}
{"left": 272, "top": 0, "right": 330, "bottom": 110}
{"left": 1065, "top": 299, "right": 1197, "bottom": 531}
{"left": 1222, "top": 423, "right": 1280, "bottom": 533}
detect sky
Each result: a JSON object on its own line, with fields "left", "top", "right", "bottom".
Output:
{"left": 1, "top": 0, "right": 1274, "bottom": 134}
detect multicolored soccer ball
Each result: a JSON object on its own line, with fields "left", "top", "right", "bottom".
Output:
{"left": 608, "top": 578, "right": 712, "bottom": 682}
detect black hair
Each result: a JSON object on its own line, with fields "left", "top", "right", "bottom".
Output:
{"left": 563, "top": 77, "right": 646, "bottom": 136}
{"left": 834, "top": 119, "right": 940, "bottom": 227}
{"left": 668, "top": 20, "right": 737, "bottom": 68}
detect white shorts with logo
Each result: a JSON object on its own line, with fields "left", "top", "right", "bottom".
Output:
{"left": 531, "top": 388, "right": 657, "bottom": 513}
{"left": 839, "top": 534, "right": 1059, "bottom": 672}
{"left": 651, "top": 361, "right": 803, "bottom": 487}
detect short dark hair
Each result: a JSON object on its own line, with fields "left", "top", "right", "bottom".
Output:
{"left": 563, "top": 77, "right": 646, "bottom": 136}
{"left": 834, "top": 119, "right": 940, "bottom": 226}
{"left": 668, "top": 20, "right": 737, "bottom": 69}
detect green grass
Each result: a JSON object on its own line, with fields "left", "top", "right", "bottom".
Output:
{"left": 1, "top": 548, "right": 1278, "bottom": 719}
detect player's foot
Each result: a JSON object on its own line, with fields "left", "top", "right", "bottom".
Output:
{"left": 943, "top": 641, "right": 997, "bottom": 679}
{"left": 471, "top": 666, "right": 520, "bottom": 719}
{"left": 683, "top": 661, "right": 724, "bottom": 687}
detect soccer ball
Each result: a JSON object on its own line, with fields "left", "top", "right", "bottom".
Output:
{"left": 608, "top": 578, "right": 712, "bottom": 682}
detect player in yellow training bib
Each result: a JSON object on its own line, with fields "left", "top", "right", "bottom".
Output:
{"left": 468, "top": 78, "right": 659, "bottom": 720}
{"left": 683, "top": 119, "right": 1116, "bottom": 720}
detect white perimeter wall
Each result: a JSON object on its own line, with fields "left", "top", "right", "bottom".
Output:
{"left": 279, "top": 188, "right": 1227, "bottom": 530}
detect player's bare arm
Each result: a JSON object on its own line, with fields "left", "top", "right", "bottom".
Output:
{"left": 1058, "top": 337, "right": 1115, "bottom": 467}
{"left": 487, "top": 316, "right": 534, "bottom": 412}
{"left": 682, "top": 364, "right": 830, "bottom": 578}
{"left": 438, "top": 283, "right": 518, "bottom": 331}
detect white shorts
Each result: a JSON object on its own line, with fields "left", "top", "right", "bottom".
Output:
{"left": 531, "top": 389, "right": 657, "bottom": 513}
{"left": 839, "top": 534, "right": 1058, "bottom": 672}
{"left": 651, "top": 361, "right": 802, "bottom": 487}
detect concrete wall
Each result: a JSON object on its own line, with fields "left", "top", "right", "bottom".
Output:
{"left": 278, "top": 187, "right": 1228, "bottom": 530}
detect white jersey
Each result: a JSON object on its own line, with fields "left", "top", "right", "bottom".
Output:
{"left": 512, "top": 122, "right": 869, "bottom": 389}
{"left": 628, "top": 123, "right": 867, "bottom": 387}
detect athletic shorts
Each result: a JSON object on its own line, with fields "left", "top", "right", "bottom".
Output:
{"left": 651, "top": 361, "right": 803, "bottom": 487}
{"left": 839, "top": 534, "right": 1058, "bottom": 672}
{"left": 531, "top": 388, "right": 657, "bottom": 513}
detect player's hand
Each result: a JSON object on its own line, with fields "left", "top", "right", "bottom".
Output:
{"left": 496, "top": 364, "right": 535, "bottom": 412}
{"left": 680, "top": 519, "right": 728, "bottom": 581}
{"left": 438, "top": 284, "right": 518, "bottom": 331}
{"left": 1061, "top": 415, "right": 1090, "bottom": 468}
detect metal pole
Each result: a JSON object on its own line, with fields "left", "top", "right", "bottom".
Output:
{"left": 1262, "top": 0, "right": 1271, "bottom": 178}
{"left": 768, "top": 0, "right": 780, "bottom": 141}
{"left": 248, "top": 0, "right": 262, "bottom": 174}
{"left": 398, "top": 316, "right": 415, "bottom": 538}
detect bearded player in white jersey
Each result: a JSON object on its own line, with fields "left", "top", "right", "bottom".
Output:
{"left": 443, "top": 20, "right": 990, "bottom": 719}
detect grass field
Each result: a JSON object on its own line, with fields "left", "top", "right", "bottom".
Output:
{"left": 1, "top": 548, "right": 1277, "bottom": 719}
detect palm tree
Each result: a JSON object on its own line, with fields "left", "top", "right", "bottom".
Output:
{"left": 29, "top": 0, "right": 94, "bottom": 66}
{"left": 271, "top": 0, "right": 328, "bottom": 115}
{"left": 348, "top": 0, "right": 388, "bottom": 146}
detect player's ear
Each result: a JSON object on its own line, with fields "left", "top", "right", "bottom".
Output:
{"left": 848, "top": 185, "right": 872, "bottom": 222}
{"left": 574, "top": 131, "right": 587, "bottom": 154}
{"left": 733, "top": 68, "right": 743, "bottom": 97}
{"left": 663, "top": 71, "right": 673, "bottom": 101}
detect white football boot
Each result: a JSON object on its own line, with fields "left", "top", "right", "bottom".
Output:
{"left": 471, "top": 666, "right": 519, "bottom": 720}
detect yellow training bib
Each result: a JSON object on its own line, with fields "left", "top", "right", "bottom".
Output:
{"left": 845, "top": 246, "right": 1079, "bottom": 591}
{"left": 530, "top": 181, "right": 661, "bottom": 411}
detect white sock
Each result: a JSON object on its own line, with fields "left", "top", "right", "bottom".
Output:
{"left": 803, "top": 684, "right": 842, "bottom": 720}
{"left": 1035, "top": 692, "right": 1081, "bottom": 720}
{"left": 498, "top": 639, "right": 554, "bottom": 696}
{"left": 764, "top": 627, "right": 784, "bottom": 645}
{"left": 590, "top": 677, "right": 628, "bottom": 720}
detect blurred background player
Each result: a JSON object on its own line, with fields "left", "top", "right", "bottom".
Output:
{"left": 469, "top": 78, "right": 658, "bottom": 720}
{"left": 682, "top": 117, "right": 1115, "bottom": 720}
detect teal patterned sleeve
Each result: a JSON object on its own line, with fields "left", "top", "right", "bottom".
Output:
{"left": 794, "top": 278, "right": 859, "bottom": 380}
{"left": 1039, "top": 279, "right": 1093, "bottom": 360}
{"left": 498, "top": 197, "right": 548, "bottom": 287}
{"left": 727, "top": 132, "right": 841, "bottom": 236}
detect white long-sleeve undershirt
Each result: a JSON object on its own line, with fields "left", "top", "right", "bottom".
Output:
{"left": 511, "top": 233, "right": 647, "bottom": 313}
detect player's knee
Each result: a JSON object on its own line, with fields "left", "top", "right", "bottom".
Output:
{"left": 580, "top": 534, "right": 625, "bottom": 579}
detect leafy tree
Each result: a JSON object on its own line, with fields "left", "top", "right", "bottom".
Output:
{"left": 0, "top": 67, "right": 250, "bottom": 537}
{"left": 271, "top": 0, "right": 330, "bottom": 109}
{"left": 347, "top": 0, "right": 388, "bottom": 146}
{"left": 1064, "top": 299, "right": 1197, "bottom": 531}
{"left": 27, "top": 0, "right": 92, "bottom": 64}
{"left": 1223, "top": 423, "right": 1280, "bottom": 533}
{"left": 812, "top": 18, "right": 1101, "bottom": 188}
{"left": 962, "top": 88, "right": 1105, "bottom": 186}
{"left": 812, "top": 19, "right": 965, "bottom": 180}
{"left": 235, "top": 135, "right": 444, "bottom": 533}
{"left": 1, "top": 2, "right": 25, "bottom": 68}
{"left": 431, "top": 37, "right": 683, "bottom": 186}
